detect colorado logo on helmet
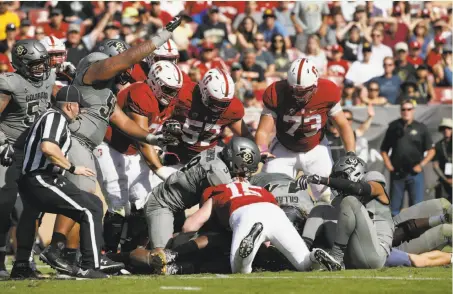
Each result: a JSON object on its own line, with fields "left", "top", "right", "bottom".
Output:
{"left": 16, "top": 45, "right": 27, "bottom": 56}
{"left": 238, "top": 147, "right": 254, "bottom": 164}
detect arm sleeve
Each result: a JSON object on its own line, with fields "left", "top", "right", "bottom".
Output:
{"left": 261, "top": 105, "right": 277, "bottom": 118}
{"left": 327, "top": 177, "right": 373, "bottom": 204}
{"left": 41, "top": 113, "right": 67, "bottom": 145}
{"left": 0, "top": 75, "right": 13, "bottom": 95}
{"left": 328, "top": 102, "right": 343, "bottom": 116}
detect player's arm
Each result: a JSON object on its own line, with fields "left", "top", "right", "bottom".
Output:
{"left": 182, "top": 197, "right": 213, "bottom": 233}
{"left": 82, "top": 17, "right": 181, "bottom": 85}
{"left": 228, "top": 119, "right": 253, "bottom": 141}
{"left": 0, "top": 92, "right": 11, "bottom": 114}
{"left": 329, "top": 105, "right": 355, "bottom": 153}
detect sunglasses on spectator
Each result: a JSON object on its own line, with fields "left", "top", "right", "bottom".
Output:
{"left": 384, "top": 63, "right": 394, "bottom": 67}
{"left": 369, "top": 88, "right": 379, "bottom": 91}
{"left": 401, "top": 108, "right": 414, "bottom": 112}
{"left": 345, "top": 117, "right": 353, "bottom": 121}
{"left": 254, "top": 38, "right": 264, "bottom": 42}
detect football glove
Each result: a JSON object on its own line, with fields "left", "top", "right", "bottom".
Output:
{"left": 156, "top": 132, "right": 180, "bottom": 147}
{"left": 162, "top": 119, "right": 182, "bottom": 137}
{"left": 165, "top": 16, "right": 182, "bottom": 32}
{"left": 296, "top": 174, "right": 323, "bottom": 190}
{"left": 57, "top": 62, "right": 77, "bottom": 78}
{"left": 0, "top": 143, "right": 15, "bottom": 167}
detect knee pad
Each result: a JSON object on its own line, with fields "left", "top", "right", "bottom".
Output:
{"left": 440, "top": 198, "right": 452, "bottom": 212}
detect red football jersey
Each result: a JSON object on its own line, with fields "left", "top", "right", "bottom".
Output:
{"left": 189, "top": 58, "right": 228, "bottom": 79}
{"left": 104, "top": 82, "right": 175, "bottom": 155}
{"left": 131, "top": 63, "right": 148, "bottom": 82}
{"left": 201, "top": 182, "right": 278, "bottom": 229}
{"left": 263, "top": 78, "right": 341, "bottom": 153}
{"left": 167, "top": 85, "right": 244, "bottom": 163}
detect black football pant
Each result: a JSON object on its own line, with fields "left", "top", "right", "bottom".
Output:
{"left": 16, "top": 172, "right": 103, "bottom": 269}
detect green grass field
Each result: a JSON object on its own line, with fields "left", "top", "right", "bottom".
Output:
{"left": 0, "top": 265, "right": 451, "bottom": 294}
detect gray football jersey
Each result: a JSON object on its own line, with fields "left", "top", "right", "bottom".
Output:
{"left": 0, "top": 71, "right": 55, "bottom": 148}
{"left": 153, "top": 146, "right": 232, "bottom": 211}
{"left": 250, "top": 172, "right": 314, "bottom": 214}
{"left": 70, "top": 52, "right": 116, "bottom": 150}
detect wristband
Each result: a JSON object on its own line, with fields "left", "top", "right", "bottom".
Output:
{"left": 146, "top": 133, "right": 158, "bottom": 145}
{"left": 259, "top": 145, "right": 269, "bottom": 153}
{"left": 68, "top": 164, "right": 76, "bottom": 174}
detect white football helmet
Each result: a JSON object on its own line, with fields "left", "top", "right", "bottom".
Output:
{"left": 39, "top": 36, "right": 67, "bottom": 68}
{"left": 199, "top": 68, "right": 235, "bottom": 112}
{"left": 147, "top": 39, "right": 179, "bottom": 67}
{"left": 147, "top": 60, "right": 183, "bottom": 106}
{"left": 287, "top": 58, "right": 319, "bottom": 104}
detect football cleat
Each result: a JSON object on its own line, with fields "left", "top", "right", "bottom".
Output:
{"left": 10, "top": 261, "right": 43, "bottom": 280}
{"left": 161, "top": 263, "right": 182, "bottom": 275}
{"left": 311, "top": 248, "right": 343, "bottom": 271}
{"left": 150, "top": 249, "right": 178, "bottom": 274}
{"left": 75, "top": 268, "right": 110, "bottom": 279}
{"left": 40, "top": 245, "right": 77, "bottom": 275}
{"left": 239, "top": 222, "right": 263, "bottom": 259}
{"left": 99, "top": 254, "right": 125, "bottom": 274}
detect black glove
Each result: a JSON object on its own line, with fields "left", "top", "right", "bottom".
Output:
{"left": 165, "top": 16, "right": 182, "bottom": 32}
{"left": 296, "top": 174, "right": 323, "bottom": 190}
{"left": 162, "top": 119, "right": 182, "bottom": 137}
{"left": 346, "top": 151, "right": 356, "bottom": 156}
{"left": 155, "top": 132, "right": 180, "bottom": 147}
{"left": 0, "top": 143, "right": 15, "bottom": 167}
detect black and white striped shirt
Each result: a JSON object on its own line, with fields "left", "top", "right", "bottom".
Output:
{"left": 22, "top": 108, "right": 72, "bottom": 175}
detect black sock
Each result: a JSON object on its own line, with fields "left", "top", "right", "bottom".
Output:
{"left": 0, "top": 251, "right": 5, "bottom": 270}
{"left": 173, "top": 240, "right": 198, "bottom": 257}
{"left": 50, "top": 232, "right": 67, "bottom": 250}
{"left": 63, "top": 248, "right": 78, "bottom": 264}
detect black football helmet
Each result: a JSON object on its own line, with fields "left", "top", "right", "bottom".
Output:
{"left": 93, "top": 39, "right": 134, "bottom": 85}
{"left": 330, "top": 155, "right": 367, "bottom": 197}
{"left": 221, "top": 137, "right": 261, "bottom": 178}
{"left": 11, "top": 40, "right": 51, "bottom": 82}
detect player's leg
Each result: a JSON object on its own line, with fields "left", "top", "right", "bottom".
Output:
{"left": 0, "top": 150, "right": 23, "bottom": 275}
{"left": 409, "top": 250, "right": 452, "bottom": 267}
{"left": 384, "top": 248, "right": 412, "bottom": 267}
{"left": 266, "top": 204, "right": 312, "bottom": 271}
{"left": 393, "top": 198, "right": 451, "bottom": 225}
{"left": 298, "top": 138, "right": 333, "bottom": 203}
{"left": 331, "top": 196, "right": 388, "bottom": 269}
{"left": 301, "top": 204, "right": 338, "bottom": 250}
{"left": 129, "top": 155, "right": 155, "bottom": 211}
{"left": 262, "top": 139, "right": 298, "bottom": 178}
{"left": 144, "top": 193, "right": 175, "bottom": 249}
{"left": 396, "top": 224, "right": 452, "bottom": 254}
{"left": 229, "top": 205, "right": 267, "bottom": 274}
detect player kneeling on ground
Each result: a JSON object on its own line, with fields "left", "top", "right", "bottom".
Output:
{"left": 297, "top": 155, "right": 394, "bottom": 270}
{"left": 182, "top": 137, "right": 337, "bottom": 274}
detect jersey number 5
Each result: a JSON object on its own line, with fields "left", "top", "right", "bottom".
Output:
{"left": 23, "top": 101, "right": 40, "bottom": 127}
{"left": 283, "top": 114, "right": 322, "bottom": 137}
{"left": 99, "top": 92, "right": 116, "bottom": 119}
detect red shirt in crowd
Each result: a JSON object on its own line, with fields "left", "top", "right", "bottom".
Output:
{"left": 426, "top": 50, "right": 442, "bottom": 69}
{"left": 407, "top": 56, "right": 424, "bottom": 67}
{"left": 41, "top": 22, "right": 69, "bottom": 39}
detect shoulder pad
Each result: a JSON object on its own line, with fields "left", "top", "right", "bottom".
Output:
{"left": 205, "top": 159, "right": 232, "bottom": 187}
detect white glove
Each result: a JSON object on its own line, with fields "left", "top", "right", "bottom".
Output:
{"left": 155, "top": 166, "right": 178, "bottom": 181}
{"left": 57, "top": 62, "right": 76, "bottom": 78}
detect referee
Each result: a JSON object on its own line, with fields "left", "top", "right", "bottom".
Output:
{"left": 10, "top": 86, "right": 107, "bottom": 280}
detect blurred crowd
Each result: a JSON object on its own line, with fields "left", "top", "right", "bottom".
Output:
{"left": 0, "top": 1, "right": 452, "bottom": 110}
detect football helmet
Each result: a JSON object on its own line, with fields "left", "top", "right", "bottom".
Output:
{"left": 147, "top": 39, "right": 179, "bottom": 66}
{"left": 147, "top": 60, "right": 183, "bottom": 106}
{"left": 11, "top": 40, "right": 51, "bottom": 82}
{"left": 221, "top": 137, "right": 260, "bottom": 178}
{"left": 93, "top": 39, "right": 133, "bottom": 85}
{"left": 199, "top": 68, "right": 235, "bottom": 113}
{"left": 287, "top": 58, "right": 319, "bottom": 104}
{"left": 39, "top": 36, "right": 66, "bottom": 68}
{"left": 281, "top": 205, "right": 307, "bottom": 236}
{"left": 330, "top": 155, "right": 367, "bottom": 198}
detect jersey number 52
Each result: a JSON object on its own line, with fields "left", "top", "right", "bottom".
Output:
{"left": 99, "top": 93, "right": 116, "bottom": 120}
{"left": 283, "top": 114, "right": 322, "bottom": 137}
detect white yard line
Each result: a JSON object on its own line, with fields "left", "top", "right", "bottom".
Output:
{"left": 160, "top": 286, "right": 201, "bottom": 291}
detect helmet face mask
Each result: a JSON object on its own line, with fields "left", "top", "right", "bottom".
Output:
{"left": 287, "top": 58, "right": 319, "bottom": 104}
{"left": 12, "top": 40, "right": 51, "bottom": 82}
{"left": 202, "top": 93, "right": 231, "bottom": 113}
{"left": 147, "top": 60, "right": 183, "bottom": 106}
{"left": 199, "top": 68, "right": 235, "bottom": 113}
{"left": 49, "top": 51, "right": 67, "bottom": 68}
{"left": 291, "top": 83, "right": 318, "bottom": 105}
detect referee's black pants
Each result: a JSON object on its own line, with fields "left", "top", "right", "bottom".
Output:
{"left": 16, "top": 172, "right": 103, "bottom": 269}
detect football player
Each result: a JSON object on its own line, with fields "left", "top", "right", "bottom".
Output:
{"left": 39, "top": 17, "right": 183, "bottom": 276}
{"left": 0, "top": 40, "right": 56, "bottom": 277}
{"left": 297, "top": 155, "right": 394, "bottom": 270}
{"left": 39, "top": 36, "right": 76, "bottom": 88}
{"left": 97, "top": 60, "right": 187, "bottom": 252}
{"left": 167, "top": 68, "right": 252, "bottom": 166}
{"left": 183, "top": 137, "right": 337, "bottom": 274}
{"left": 255, "top": 58, "right": 355, "bottom": 203}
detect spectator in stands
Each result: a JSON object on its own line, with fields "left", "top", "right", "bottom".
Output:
{"left": 365, "top": 1, "right": 384, "bottom": 18}
{"left": 407, "top": 41, "right": 424, "bottom": 66}
{"left": 321, "top": 9, "right": 345, "bottom": 48}
{"left": 258, "top": 9, "right": 290, "bottom": 48}
{"left": 56, "top": 1, "right": 95, "bottom": 26}
{"left": 372, "top": 56, "right": 402, "bottom": 104}
{"left": 398, "top": 78, "right": 421, "bottom": 104}
{"left": 409, "top": 21, "right": 431, "bottom": 60}
{"left": 274, "top": 2, "right": 296, "bottom": 42}
{"left": 291, "top": 2, "right": 329, "bottom": 36}
{"left": 0, "top": 1, "right": 19, "bottom": 41}
{"left": 0, "top": 23, "right": 17, "bottom": 57}
{"left": 150, "top": 1, "right": 173, "bottom": 24}
{"left": 327, "top": 44, "right": 349, "bottom": 85}
{"left": 358, "top": 27, "right": 393, "bottom": 66}
{"left": 415, "top": 64, "right": 436, "bottom": 103}
{"left": 251, "top": 32, "right": 275, "bottom": 77}
{"left": 235, "top": 16, "right": 256, "bottom": 50}
{"left": 426, "top": 35, "right": 446, "bottom": 70}
{"left": 192, "top": 6, "right": 228, "bottom": 48}
{"left": 433, "top": 118, "right": 452, "bottom": 202}
{"left": 341, "top": 81, "right": 358, "bottom": 107}
{"left": 189, "top": 41, "right": 227, "bottom": 78}
{"left": 188, "top": 67, "right": 201, "bottom": 83}
{"left": 394, "top": 42, "right": 417, "bottom": 83}
{"left": 305, "top": 34, "right": 327, "bottom": 76}
{"left": 269, "top": 34, "right": 290, "bottom": 79}
{"left": 433, "top": 44, "right": 453, "bottom": 87}
{"left": 65, "top": 11, "right": 111, "bottom": 66}
{"left": 34, "top": 26, "right": 45, "bottom": 41}
{"left": 231, "top": 62, "right": 253, "bottom": 102}
{"left": 232, "top": 1, "right": 262, "bottom": 32}
{"left": 42, "top": 8, "right": 69, "bottom": 39}
{"left": 241, "top": 49, "right": 266, "bottom": 90}
{"left": 173, "top": 11, "right": 193, "bottom": 62}
{"left": 0, "top": 54, "right": 12, "bottom": 72}
{"left": 345, "top": 42, "right": 384, "bottom": 87}
{"left": 379, "top": 6, "right": 410, "bottom": 49}
{"left": 338, "top": 24, "right": 364, "bottom": 62}
{"left": 17, "top": 19, "right": 32, "bottom": 40}
{"left": 344, "top": 105, "right": 374, "bottom": 163}
{"left": 381, "top": 99, "right": 435, "bottom": 216}
{"left": 104, "top": 21, "right": 121, "bottom": 40}
{"left": 362, "top": 81, "right": 388, "bottom": 106}
{"left": 242, "top": 89, "right": 262, "bottom": 134}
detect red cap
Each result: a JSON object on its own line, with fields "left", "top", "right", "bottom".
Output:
{"left": 201, "top": 40, "right": 215, "bottom": 50}
{"left": 331, "top": 44, "right": 343, "bottom": 53}
{"left": 435, "top": 34, "right": 447, "bottom": 45}
{"left": 409, "top": 41, "right": 421, "bottom": 49}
